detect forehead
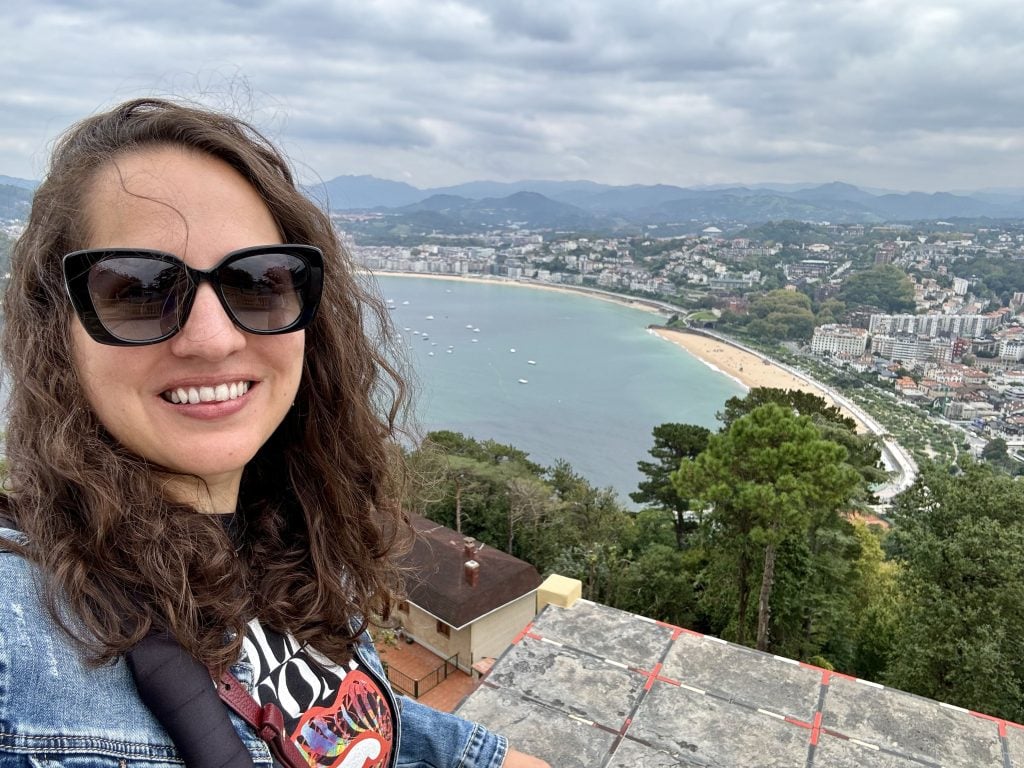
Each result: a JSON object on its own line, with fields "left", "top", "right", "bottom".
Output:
{"left": 83, "top": 146, "right": 282, "bottom": 260}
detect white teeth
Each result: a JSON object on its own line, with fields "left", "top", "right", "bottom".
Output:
{"left": 163, "top": 381, "right": 251, "bottom": 404}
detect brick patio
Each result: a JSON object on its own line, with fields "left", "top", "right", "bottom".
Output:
{"left": 377, "top": 638, "right": 480, "bottom": 713}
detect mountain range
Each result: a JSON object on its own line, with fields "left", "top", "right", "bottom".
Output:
{"left": 5, "top": 174, "right": 1024, "bottom": 231}
{"left": 311, "top": 177, "right": 1024, "bottom": 231}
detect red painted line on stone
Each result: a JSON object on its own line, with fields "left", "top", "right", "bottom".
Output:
{"left": 971, "top": 711, "right": 1001, "bottom": 723}
{"left": 827, "top": 670, "right": 857, "bottom": 683}
{"left": 821, "top": 727, "right": 847, "bottom": 741}
{"left": 620, "top": 717, "right": 632, "bottom": 735}
{"left": 810, "top": 712, "right": 823, "bottom": 746}
{"left": 785, "top": 716, "right": 813, "bottom": 729}
{"left": 644, "top": 662, "right": 664, "bottom": 691}
{"left": 512, "top": 623, "right": 537, "bottom": 644}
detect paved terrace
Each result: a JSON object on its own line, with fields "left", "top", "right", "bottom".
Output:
{"left": 457, "top": 599, "right": 1022, "bottom": 767}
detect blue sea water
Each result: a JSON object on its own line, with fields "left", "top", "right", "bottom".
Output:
{"left": 372, "top": 276, "right": 746, "bottom": 505}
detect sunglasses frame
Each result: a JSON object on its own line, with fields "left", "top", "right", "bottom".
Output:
{"left": 62, "top": 243, "right": 324, "bottom": 346}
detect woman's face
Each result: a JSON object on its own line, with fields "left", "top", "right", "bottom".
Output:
{"left": 70, "top": 146, "right": 305, "bottom": 511}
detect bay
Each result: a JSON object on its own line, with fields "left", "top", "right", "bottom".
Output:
{"left": 372, "top": 275, "right": 746, "bottom": 505}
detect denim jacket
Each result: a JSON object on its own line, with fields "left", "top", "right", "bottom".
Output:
{"left": 0, "top": 526, "right": 507, "bottom": 768}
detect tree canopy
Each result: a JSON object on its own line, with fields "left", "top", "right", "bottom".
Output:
{"left": 673, "top": 403, "right": 865, "bottom": 650}
{"left": 885, "top": 462, "right": 1024, "bottom": 722}
{"left": 631, "top": 423, "right": 711, "bottom": 548}
{"left": 838, "top": 265, "right": 916, "bottom": 313}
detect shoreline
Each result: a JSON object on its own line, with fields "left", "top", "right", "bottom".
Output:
{"left": 650, "top": 327, "right": 869, "bottom": 432}
{"left": 368, "top": 270, "right": 857, "bottom": 423}
{"left": 365, "top": 270, "right": 916, "bottom": 501}
{"left": 364, "top": 270, "right": 668, "bottom": 317}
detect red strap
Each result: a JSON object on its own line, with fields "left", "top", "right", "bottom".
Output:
{"left": 216, "top": 672, "right": 309, "bottom": 768}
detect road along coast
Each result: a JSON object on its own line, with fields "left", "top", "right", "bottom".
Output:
{"left": 650, "top": 327, "right": 917, "bottom": 504}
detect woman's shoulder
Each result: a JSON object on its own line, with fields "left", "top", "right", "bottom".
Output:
{"left": 0, "top": 524, "right": 37, "bottom": 591}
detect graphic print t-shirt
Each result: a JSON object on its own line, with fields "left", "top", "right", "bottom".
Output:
{"left": 242, "top": 620, "right": 396, "bottom": 768}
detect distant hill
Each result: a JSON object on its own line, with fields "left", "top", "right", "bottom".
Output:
{"left": 318, "top": 175, "right": 1024, "bottom": 227}
{"left": 7, "top": 169, "right": 1024, "bottom": 229}
{"left": 395, "top": 191, "right": 602, "bottom": 230}
{"left": 0, "top": 175, "right": 38, "bottom": 191}
{"left": 0, "top": 184, "right": 32, "bottom": 219}
{"left": 304, "top": 175, "right": 424, "bottom": 209}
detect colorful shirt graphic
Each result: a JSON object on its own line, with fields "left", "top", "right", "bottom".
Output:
{"left": 242, "top": 620, "right": 395, "bottom": 768}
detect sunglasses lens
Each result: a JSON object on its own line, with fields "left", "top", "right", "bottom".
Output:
{"left": 219, "top": 252, "right": 310, "bottom": 332}
{"left": 87, "top": 257, "right": 186, "bottom": 342}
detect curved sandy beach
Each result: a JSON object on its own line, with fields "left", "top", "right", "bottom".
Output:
{"left": 368, "top": 271, "right": 916, "bottom": 500}
{"left": 650, "top": 327, "right": 868, "bottom": 431}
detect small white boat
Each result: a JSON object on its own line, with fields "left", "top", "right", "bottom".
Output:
{"left": 473, "top": 328, "right": 481, "bottom": 333}
{"left": 446, "top": 349, "right": 454, "bottom": 354}
{"left": 472, "top": 339, "right": 479, "bottom": 343}
{"left": 431, "top": 342, "right": 437, "bottom": 346}
{"left": 518, "top": 379, "right": 528, "bottom": 384}
{"left": 402, "top": 301, "right": 410, "bottom": 305}
{"left": 466, "top": 324, "right": 474, "bottom": 329}
{"left": 426, "top": 315, "right": 434, "bottom": 320}
{"left": 428, "top": 352, "right": 435, "bottom": 356}
{"left": 403, "top": 327, "right": 411, "bottom": 332}
{"left": 527, "top": 360, "right": 536, "bottom": 365}
{"left": 510, "top": 348, "right": 516, "bottom": 353}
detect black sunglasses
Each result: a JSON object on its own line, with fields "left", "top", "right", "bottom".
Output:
{"left": 63, "top": 244, "right": 324, "bottom": 346}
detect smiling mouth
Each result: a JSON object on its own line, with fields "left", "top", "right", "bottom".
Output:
{"left": 161, "top": 381, "right": 252, "bottom": 404}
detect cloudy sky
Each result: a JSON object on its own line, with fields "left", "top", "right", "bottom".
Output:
{"left": 4, "top": 1, "right": 1024, "bottom": 192}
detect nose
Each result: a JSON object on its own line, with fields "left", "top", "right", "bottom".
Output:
{"left": 167, "top": 284, "right": 246, "bottom": 360}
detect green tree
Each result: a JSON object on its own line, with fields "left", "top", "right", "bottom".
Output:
{"left": 885, "top": 462, "right": 1024, "bottom": 721}
{"left": 673, "top": 404, "right": 863, "bottom": 651}
{"left": 838, "top": 265, "right": 916, "bottom": 313}
{"left": 631, "top": 423, "right": 712, "bottom": 548}
{"left": 744, "top": 290, "right": 816, "bottom": 342}
{"left": 982, "top": 437, "right": 1009, "bottom": 463}
{"left": 719, "top": 387, "right": 855, "bottom": 431}
{"left": 721, "top": 388, "right": 884, "bottom": 491}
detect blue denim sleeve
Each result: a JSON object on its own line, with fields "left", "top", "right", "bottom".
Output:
{"left": 396, "top": 695, "right": 508, "bottom": 768}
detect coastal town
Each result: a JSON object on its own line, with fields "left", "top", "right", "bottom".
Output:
{"left": 344, "top": 215, "right": 1024, "bottom": 470}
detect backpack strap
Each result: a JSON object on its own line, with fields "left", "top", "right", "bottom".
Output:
{"left": 215, "top": 672, "right": 309, "bottom": 768}
{"left": 127, "top": 634, "right": 257, "bottom": 768}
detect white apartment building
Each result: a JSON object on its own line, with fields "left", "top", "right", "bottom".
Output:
{"left": 810, "top": 324, "right": 869, "bottom": 358}
{"left": 871, "top": 334, "right": 953, "bottom": 366}
{"left": 868, "top": 313, "right": 999, "bottom": 338}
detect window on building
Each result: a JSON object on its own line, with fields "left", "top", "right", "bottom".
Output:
{"left": 436, "top": 620, "right": 451, "bottom": 638}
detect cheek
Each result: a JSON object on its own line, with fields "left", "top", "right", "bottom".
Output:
{"left": 70, "top": 323, "right": 142, "bottom": 431}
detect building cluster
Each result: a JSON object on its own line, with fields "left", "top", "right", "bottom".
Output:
{"left": 345, "top": 225, "right": 786, "bottom": 298}
{"left": 810, "top": 287, "right": 1024, "bottom": 444}
{"left": 341, "top": 215, "right": 1024, "bottom": 447}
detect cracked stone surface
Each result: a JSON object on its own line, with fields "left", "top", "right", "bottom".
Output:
{"left": 456, "top": 600, "right": 1017, "bottom": 768}
{"left": 456, "top": 684, "right": 614, "bottom": 768}
{"left": 821, "top": 676, "right": 1003, "bottom": 766}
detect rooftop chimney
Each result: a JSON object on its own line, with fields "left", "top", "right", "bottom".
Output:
{"left": 464, "top": 559, "right": 480, "bottom": 587}
{"left": 463, "top": 536, "right": 477, "bottom": 560}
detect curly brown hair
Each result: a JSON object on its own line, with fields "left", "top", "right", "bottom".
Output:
{"left": 1, "top": 98, "right": 410, "bottom": 673}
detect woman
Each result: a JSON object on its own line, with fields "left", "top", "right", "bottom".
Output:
{"left": 0, "top": 99, "right": 546, "bottom": 768}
